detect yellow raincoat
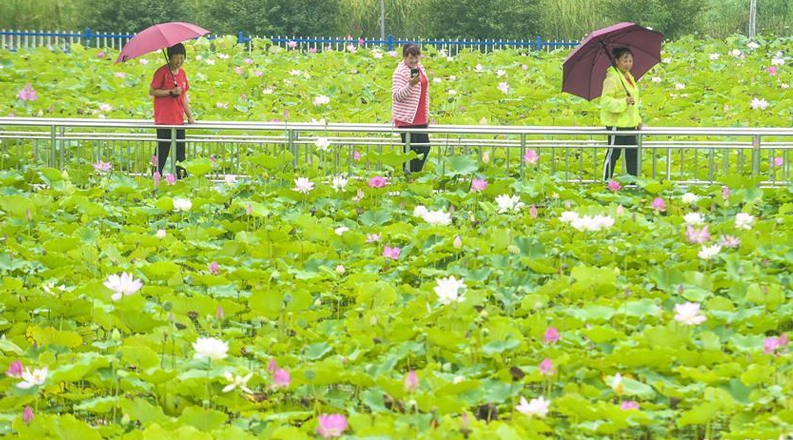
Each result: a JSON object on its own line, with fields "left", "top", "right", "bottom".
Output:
{"left": 600, "top": 66, "right": 642, "bottom": 128}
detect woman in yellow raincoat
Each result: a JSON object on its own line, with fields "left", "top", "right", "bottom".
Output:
{"left": 601, "top": 47, "right": 643, "bottom": 180}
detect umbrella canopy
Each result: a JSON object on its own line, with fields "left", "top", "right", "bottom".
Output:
{"left": 562, "top": 22, "right": 663, "bottom": 101}
{"left": 115, "top": 22, "right": 210, "bottom": 64}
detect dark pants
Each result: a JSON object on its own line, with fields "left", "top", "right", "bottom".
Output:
{"left": 602, "top": 126, "right": 638, "bottom": 180}
{"left": 156, "top": 128, "right": 188, "bottom": 179}
{"left": 400, "top": 124, "right": 430, "bottom": 173}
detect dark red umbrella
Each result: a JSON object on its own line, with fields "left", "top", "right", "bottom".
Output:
{"left": 562, "top": 22, "right": 663, "bottom": 101}
{"left": 115, "top": 22, "right": 210, "bottom": 64}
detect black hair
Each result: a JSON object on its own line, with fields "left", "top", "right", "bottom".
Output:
{"left": 402, "top": 43, "right": 421, "bottom": 58}
{"left": 167, "top": 43, "right": 186, "bottom": 58}
{"left": 612, "top": 47, "right": 633, "bottom": 60}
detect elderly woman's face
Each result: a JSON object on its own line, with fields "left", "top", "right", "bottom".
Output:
{"left": 169, "top": 54, "right": 185, "bottom": 70}
{"left": 616, "top": 53, "right": 633, "bottom": 73}
{"left": 404, "top": 53, "right": 419, "bottom": 68}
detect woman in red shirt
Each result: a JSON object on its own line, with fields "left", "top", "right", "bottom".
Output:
{"left": 391, "top": 43, "right": 430, "bottom": 173}
{"left": 149, "top": 43, "right": 195, "bottom": 179}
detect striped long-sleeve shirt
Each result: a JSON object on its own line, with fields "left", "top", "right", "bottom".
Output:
{"left": 391, "top": 61, "right": 430, "bottom": 124}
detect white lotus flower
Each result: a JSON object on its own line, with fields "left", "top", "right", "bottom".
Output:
{"left": 262, "top": 87, "right": 274, "bottom": 94}
{"left": 433, "top": 77, "right": 442, "bottom": 83}
{"left": 709, "top": 53, "right": 720, "bottom": 61}
{"left": 434, "top": 275, "right": 466, "bottom": 305}
{"left": 413, "top": 205, "right": 429, "bottom": 218}
{"left": 475, "top": 64, "right": 484, "bottom": 72}
{"left": 448, "top": 89, "right": 457, "bottom": 95}
{"left": 735, "top": 212, "right": 755, "bottom": 230}
{"left": 698, "top": 244, "right": 722, "bottom": 260}
{"left": 205, "top": 58, "right": 215, "bottom": 65}
{"left": 683, "top": 212, "right": 705, "bottom": 226}
{"left": 99, "top": 103, "right": 112, "bottom": 112}
{"left": 193, "top": 337, "right": 229, "bottom": 360}
{"left": 516, "top": 396, "right": 550, "bottom": 418}
{"left": 334, "top": 226, "right": 349, "bottom": 236}
{"left": 104, "top": 272, "right": 143, "bottom": 301}
{"left": 559, "top": 211, "right": 579, "bottom": 223}
{"left": 610, "top": 373, "right": 623, "bottom": 393}
{"left": 372, "top": 51, "right": 383, "bottom": 59}
{"left": 173, "top": 198, "right": 192, "bottom": 212}
{"left": 16, "top": 367, "right": 47, "bottom": 389}
{"left": 313, "top": 95, "right": 330, "bottom": 106}
{"left": 751, "top": 98, "right": 769, "bottom": 110}
{"left": 675, "top": 83, "right": 686, "bottom": 90}
{"left": 495, "top": 194, "right": 525, "bottom": 213}
{"left": 730, "top": 49, "right": 742, "bottom": 57}
{"left": 422, "top": 209, "right": 452, "bottom": 226}
{"left": 772, "top": 57, "right": 785, "bottom": 66}
{"left": 223, "top": 372, "right": 253, "bottom": 393}
{"left": 315, "top": 137, "right": 331, "bottom": 152}
{"left": 681, "top": 193, "right": 699, "bottom": 204}
{"left": 156, "top": 229, "right": 166, "bottom": 239}
{"left": 331, "top": 176, "right": 348, "bottom": 192}
{"left": 747, "top": 41, "right": 760, "bottom": 50}
{"left": 651, "top": 77, "right": 662, "bottom": 83}
{"left": 674, "top": 302, "right": 707, "bottom": 325}
{"left": 293, "top": 177, "right": 314, "bottom": 194}
{"left": 42, "top": 282, "right": 66, "bottom": 296}
{"left": 496, "top": 69, "right": 506, "bottom": 77}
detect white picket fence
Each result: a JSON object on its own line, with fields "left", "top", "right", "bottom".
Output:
{"left": 0, "top": 29, "right": 579, "bottom": 55}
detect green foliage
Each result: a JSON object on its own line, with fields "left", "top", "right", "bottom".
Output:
{"left": 78, "top": 0, "right": 189, "bottom": 33}
{"left": 422, "top": 0, "right": 540, "bottom": 39}
{"left": 596, "top": 0, "right": 705, "bottom": 39}
{"left": 194, "top": 0, "right": 343, "bottom": 36}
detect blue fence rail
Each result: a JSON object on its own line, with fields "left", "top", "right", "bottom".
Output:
{"left": 0, "top": 28, "right": 579, "bottom": 55}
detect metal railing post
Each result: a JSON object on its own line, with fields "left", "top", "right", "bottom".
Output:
{"left": 170, "top": 127, "right": 177, "bottom": 176}
{"left": 637, "top": 133, "right": 643, "bottom": 177}
{"left": 752, "top": 135, "right": 761, "bottom": 175}
{"left": 84, "top": 27, "right": 91, "bottom": 48}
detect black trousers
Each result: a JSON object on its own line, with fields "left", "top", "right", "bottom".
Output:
{"left": 156, "top": 128, "right": 188, "bottom": 178}
{"left": 602, "top": 126, "right": 638, "bottom": 180}
{"left": 400, "top": 124, "right": 430, "bottom": 173}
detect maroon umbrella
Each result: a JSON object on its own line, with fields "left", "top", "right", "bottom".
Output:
{"left": 115, "top": 22, "right": 210, "bottom": 64}
{"left": 562, "top": 22, "right": 663, "bottom": 101}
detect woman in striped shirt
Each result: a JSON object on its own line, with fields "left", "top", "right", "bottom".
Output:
{"left": 392, "top": 43, "right": 430, "bottom": 173}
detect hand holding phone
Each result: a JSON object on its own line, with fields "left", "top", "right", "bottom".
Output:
{"left": 409, "top": 68, "right": 420, "bottom": 85}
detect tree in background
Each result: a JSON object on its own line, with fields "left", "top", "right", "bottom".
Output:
{"left": 0, "top": 0, "right": 80, "bottom": 29}
{"left": 194, "top": 0, "right": 341, "bottom": 37}
{"left": 75, "top": 0, "right": 188, "bottom": 32}
{"left": 596, "top": 0, "right": 704, "bottom": 39}
{"left": 422, "top": 0, "right": 540, "bottom": 39}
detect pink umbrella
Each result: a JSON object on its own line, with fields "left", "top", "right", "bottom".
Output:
{"left": 115, "top": 22, "right": 210, "bottom": 64}
{"left": 562, "top": 22, "right": 663, "bottom": 101}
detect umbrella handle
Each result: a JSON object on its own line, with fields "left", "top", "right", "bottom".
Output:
{"left": 162, "top": 49, "right": 180, "bottom": 99}
{"left": 599, "top": 40, "right": 631, "bottom": 98}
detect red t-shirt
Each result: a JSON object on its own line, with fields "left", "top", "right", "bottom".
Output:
{"left": 396, "top": 70, "right": 428, "bottom": 127}
{"left": 151, "top": 65, "right": 189, "bottom": 125}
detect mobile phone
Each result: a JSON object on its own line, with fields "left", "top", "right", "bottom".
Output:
{"left": 410, "top": 68, "right": 420, "bottom": 78}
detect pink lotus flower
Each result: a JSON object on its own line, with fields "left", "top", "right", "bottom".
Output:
{"left": 651, "top": 197, "right": 666, "bottom": 211}
{"left": 366, "top": 233, "right": 381, "bottom": 243}
{"left": 165, "top": 174, "right": 176, "bottom": 185}
{"left": 764, "top": 334, "right": 788, "bottom": 354}
{"left": 96, "top": 51, "right": 105, "bottom": 58}
{"left": 539, "top": 358, "right": 554, "bottom": 376}
{"left": 216, "top": 306, "right": 225, "bottom": 320}
{"left": 353, "top": 151, "right": 362, "bottom": 161}
{"left": 208, "top": 261, "right": 219, "bottom": 275}
{"left": 5, "top": 360, "right": 23, "bottom": 378}
{"left": 620, "top": 401, "right": 640, "bottom": 410}
{"left": 153, "top": 171, "right": 161, "bottom": 188}
{"left": 17, "top": 83, "right": 38, "bottom": 101}
{"left": 22, "top": 406, "right": 33, "bottom": 425}
{"left": 403, "top": 370, "right": 418, "bottom": 393}
{"left": 287, "top": 41, "right": 298, "bottom": 48}
{"left": 317, "top": 414, "right": 348, "bottom": 438}
{"left": 368, "top": 176, "right": 387, "bottom": 188}
{"left": 471, "top": 178, "right": 488, "bottom": 192}
{"left": 309, "top": 48, "right": 318, "bottom": 53}
{"left": 774, "top": 157, "right": 784, "bottom": 167}
{"left": 383, "top": 246, "right": 401, "bottom": 259}
{"left": 722, "top": 186, "right": 730, "bottom": 201}
{"left": 529, "top": 205, "right": 538, "bottom": 219}
{"left": 358, "top": 38, "right": 365, "bottom": 45}
{"left": 616, "top": 205, "right": 625, "bottom": 216}
{"left": 114, "top": 72, "right": 126, "bottom": 78}
{"left": 267, "top": 359, "right": 277, "bottom": 373}
{"left": 685, "top": 225, "right": 710, "bottom": 244}
{"left": 235, "top": 67, "right": 243, "bottom": 75}
{"left": 254, "top": 70, "right": 263, "bottom": 77}
{"left": 523, "top": 149, "right": 539, "bottom": 165}
{"left": 92, "top": 160, "right": 112, "bottom": 173}
{"left": 768, "top": 66, "right": 778, "bottom": 76}
{"left": 607, "top": 180, "right": 621, "bottom": 191}
{"left": 151, "top": 155, "right": 158, "bottom": 166}
{"left": 246, "top": 204, "right": 253, "bottom": 215}
{"left": 245, "top": 58, "right": 253, "bottom": 64}
{"left": 543, "top": 327, "right": 560, "bottom": 344}
{"left": 273, "top": 368, "right": 291, "bottom": 388}
{"left": 719, "top": 235, "right": 740, "bottom": 248}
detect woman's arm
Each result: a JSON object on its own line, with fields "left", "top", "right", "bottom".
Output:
{"left": 601, "top": 76, "right": 628, "bottom": 114}
{"left": 184, "top": 92, "right": 195, "bottom": 124}
{"left": 392, "top": 69, "right": 415, "bottom": 102}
